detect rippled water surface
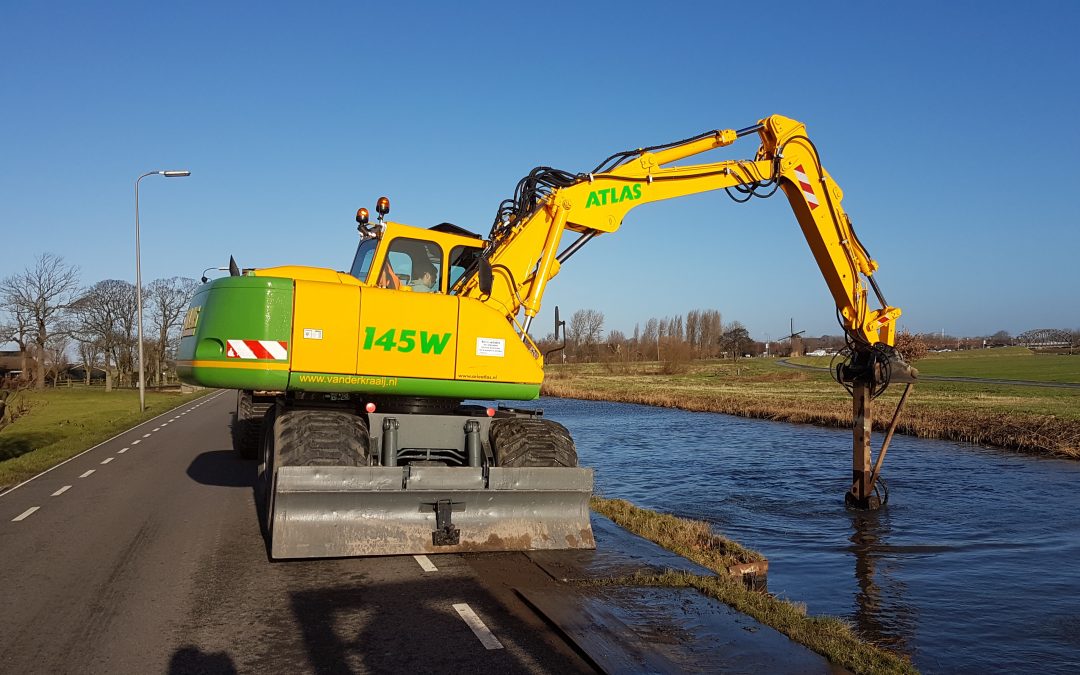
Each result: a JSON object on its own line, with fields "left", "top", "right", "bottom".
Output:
{"left": 532, "top": 397, "right": 1080, "bottom": 673}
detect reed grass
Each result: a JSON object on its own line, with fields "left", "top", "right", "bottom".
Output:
{"left": 591, "top": 496, "right": 764, "bottom": 571}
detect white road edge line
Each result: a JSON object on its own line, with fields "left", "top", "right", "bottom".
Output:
{"left": 12, "top": 507, "right": 40, "bottom": 522}
{"left": 101, "top": 457, "right": 114, "bottom": 465}
{"left": 0, "top": 390, "right": 224, "bottom": 499}
{"left": 414, "top": 555, "right": 438, "bottom": 572}
{"left": 52, "top": 485, "right": 72, "bottom": 496}
{"left": 452, "top": 603, "right": 503, "bottom": 650}
{"left": 80, "top": 470, "right": 95, "bottom": 478}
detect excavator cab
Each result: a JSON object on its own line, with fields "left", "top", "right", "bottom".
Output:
{"left": 349, "top": 215, "right": 486, "bottom": 296}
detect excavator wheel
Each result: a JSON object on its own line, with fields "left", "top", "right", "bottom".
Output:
{"left": 232, "top": 390, "right": 272, "bottom": 460}
{"left": 490, "top": 417, "right": 578, "bottom": 468}
{"left": 257, "top": 406, "right": 278, "bottom": 540}
{"left": 259, "top": 408, "right": 371, "bottom": 551}
{"left": 274, "top": 409, "right": 372, "bottom": 467}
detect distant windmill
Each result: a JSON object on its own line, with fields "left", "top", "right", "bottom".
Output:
{"left": 783, "top": 318, "right": 806, "bottom": 357}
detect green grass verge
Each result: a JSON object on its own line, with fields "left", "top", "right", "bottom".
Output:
{"left": 0, "top": 387, "right": 212, "bottom": 490}
{"left": 589, "top": 497, "right": 917, "bottom": 674}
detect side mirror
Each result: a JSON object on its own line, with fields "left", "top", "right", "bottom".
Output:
{"left": 478, "top": 258, "right": 493, "bottom": 296}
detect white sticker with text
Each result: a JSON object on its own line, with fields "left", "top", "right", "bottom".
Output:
{"left": 303, "top": 328, "right": 323, "bottom": 340}
{"left": 476, "top": 337, "right": 505, "bottom": 357}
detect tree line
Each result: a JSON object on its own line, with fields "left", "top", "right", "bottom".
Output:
{"left": 0, "top": 253, "right": 198, "bottom": 390}
{"left": 539, "top": 307, "right": 757, "bottom": 364}
{"left": 538, "top": 308, "right": 1080, "bottom": 365}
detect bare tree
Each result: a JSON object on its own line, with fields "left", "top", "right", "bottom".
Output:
{"left": 641, "top": 318, "right": 659, "bottom": 360}
{"left": 71, "top": 279, "right": 138, "bottom": 391}
{"left": 0, "top": 254, "right": 80, "bottom": 389}
{"left": 698, "top": 309, "right": 722, "bottom": 358}
{"left": 719, "top": 321, "right": 752, "bottom": 362}
{"left": 0, "top": 304, "right": 33, "bottom": 379}
{"left": 894, "top": 330, "right": 928, "bottom": 363}
{"left": 567, "top": 309, "right": 605, "bottom": 361}
{"left": 685, "top": 310, "right": 700, "bottom": 353}
{"left": 670, "top": 315, "right": 684, "bottom": 342}
{"left": 44, "top": 333, "right": 70, "bottom": 386}
{"left": 147, "top": 277, "right": 198, "bottom": 385}
{"left": 75, "top": 337, "right": 104, "bottom": 385}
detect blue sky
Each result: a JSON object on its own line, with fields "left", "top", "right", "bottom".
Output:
{"left": 2, "top": 1, "right": 1077, "bottom": 342}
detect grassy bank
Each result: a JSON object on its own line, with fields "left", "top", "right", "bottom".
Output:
{"left": 589, "top": 497, "right": 916, "bottom": 674}
{"left": 543, "top": 351, "right": 1080, "bottom": 458}
{"left": 0, "top": 387, "right": 210, "bottom": 490}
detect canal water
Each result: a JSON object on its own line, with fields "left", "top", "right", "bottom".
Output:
{"left": 532, "top": 397, "right": 1080, "bottom": 673}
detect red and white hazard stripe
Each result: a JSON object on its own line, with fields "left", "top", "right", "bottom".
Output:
{"left": 226, "top": 339, "right": 288, "bottom": 360}
{"left": 793, "top": 164, "right": 819, "bottom": 210}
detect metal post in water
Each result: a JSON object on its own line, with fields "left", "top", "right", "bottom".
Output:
{"left": 846, "top": 381, "right": 879, "bottom": 509}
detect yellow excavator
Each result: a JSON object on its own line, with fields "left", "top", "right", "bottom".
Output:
{"left": 177, "top": 114, "right": 915, "bottom": 559}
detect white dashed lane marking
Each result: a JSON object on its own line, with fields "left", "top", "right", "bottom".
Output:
{"left": 453, "top": 603, "right": 503, "bottom": 650}
{"left": 414, "top": 555, "right": 438, "bottom": 572}
{"left": 1, "top": 393, "right": 222, "bottom": 524}
{"left": 12, "top": 507, "right": 40, "bottom": 522}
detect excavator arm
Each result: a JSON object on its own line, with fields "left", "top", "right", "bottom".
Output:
{"left": 456, "top": 114, "right": 915, "bottom": 510}
{"left": 457, "top": 114, "right": 900, "bottom": 349}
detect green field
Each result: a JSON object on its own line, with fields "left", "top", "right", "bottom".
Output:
{"left": 0, "top": 387, "right": 210, "bottom": 490}
{"left": 792, "top": 347, "right": 1080, "bottom": 383}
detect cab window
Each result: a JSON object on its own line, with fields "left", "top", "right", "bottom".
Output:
{"left": 349, "top": 239, "right": 378, "bottom": 282}
{"left": 379, "top": 237, "right": 443, "bottom": 293}
{"left": 448, "top": 245, "right": 482, "bottom": 294}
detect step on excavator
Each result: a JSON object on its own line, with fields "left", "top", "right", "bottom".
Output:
{"left": 178, "top": 114, "right": 916, "bottom": 559}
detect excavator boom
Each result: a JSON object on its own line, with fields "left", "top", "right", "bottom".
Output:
{"left": 457, "top": 114, "right": 901, "bottom": 348}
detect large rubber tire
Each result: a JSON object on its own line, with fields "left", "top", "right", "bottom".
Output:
{"left": 490, "top": 417, "right": 578, "bottom": 468}
{"left": 257, "top": 406, "right": 278, "bottom": 541}
{"left": 233, "top": 391, "right": 272, "bottom": 460}
{"left": 274, "top": 409, "right": 371, "bottom": 467}
{"left": 259, "top": 408, "right": 370, "bottom": 550}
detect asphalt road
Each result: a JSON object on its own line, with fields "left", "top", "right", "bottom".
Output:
{"left": 0, "top": 392, "right": 592, "bottom": 674}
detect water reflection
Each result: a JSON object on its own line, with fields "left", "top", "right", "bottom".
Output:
{"left": 847, "top": 509, "right": 916, "bottom": 652}
{"left": 534, "top": 396, "right": 1080, "bottom": 672}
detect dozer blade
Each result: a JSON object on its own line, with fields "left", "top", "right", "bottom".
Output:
{"left": 270, "top": 465, "right": 594, "bottom": 559}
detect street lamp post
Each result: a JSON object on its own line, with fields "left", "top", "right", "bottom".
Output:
{"left": 136, "top": 170, "right": 190, "bottom": 412}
